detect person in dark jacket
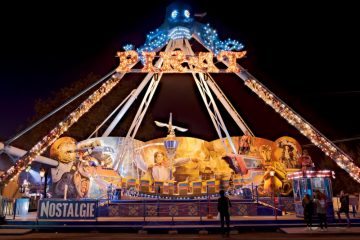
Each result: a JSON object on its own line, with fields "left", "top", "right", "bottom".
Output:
{"left": 302, "top": 194, "right": 313, "bottom": 230}
{"left": 337, "top": 190, "right": 351, "bottom": 227}
{"left": 217, "top": 189, "right": 232, "bottom": 235}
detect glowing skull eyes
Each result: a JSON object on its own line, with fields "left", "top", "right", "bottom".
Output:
{"left": 171, "top": 10, "right": 178, "bottom": 19}
{"left": 171, "top": 9, "right": 190, "bottom": 20}
{"left": 184, "top": 10, "right": 190, "bottom": 18}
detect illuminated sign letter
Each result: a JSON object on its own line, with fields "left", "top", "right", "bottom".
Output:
{"left": 160, "top": 50, "right": 186, "bottom": 72}
{"left": 217, "top": 51, "right": 247, "bottom": 72}
{"left": 141, "top": 52, "right": 156, "bottom": 72}
{"left": 116, "top": 50, "right": 138, "bottom": 72}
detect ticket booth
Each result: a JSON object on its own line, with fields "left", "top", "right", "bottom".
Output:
{"left": 288, "top": 170, "right": 334, "bottom": 218}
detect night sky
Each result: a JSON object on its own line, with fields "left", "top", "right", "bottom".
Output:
{"left": 1, "top": 1, "right": 359, "bottom": 146}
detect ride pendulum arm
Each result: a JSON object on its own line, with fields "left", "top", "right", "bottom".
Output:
{"left": 187, "top": 36, "right": 254, "bottom": 138}
{"left": 114, "top": 72, "right": 164, "bottom": 175}
{"left": 126, "top": 73, "right": 163, "bottom": 140}
{"left": 108, "top": 41, "right": 177, "bottom": 175}
{"left": 182, "top": 40, "right": 237, "bottom": 155}
{"left": 219, "top": 53, "right": 360, "bottom": 183}
{"left": 102, "top": 40, "right": 174, "bottom": 137}
{"left": 184, "top": 40, "right": 254, "bottom": 137}
{"left": 87, "top": 89, "right": 136, "bottom": 139}
{"left": 202, "top": 73, "right": 254, "bottom": 137}
{"left": 193, "top": 72, "right": 236, "bottom": 154}
{"left": 0, "top": 67, "right": 138, "bottom": 184}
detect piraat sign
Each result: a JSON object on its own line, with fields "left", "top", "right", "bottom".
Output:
{"left": 38, "top": 199, "right": 97, "bottom": 220}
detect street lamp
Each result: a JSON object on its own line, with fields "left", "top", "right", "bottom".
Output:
{"left": 155, "top": 113, "right": 186, "bottom": 181}
{"left": 164, "top": 139, "right": 178, "bottom": 180}
{"left": 39, "top": 168, "right": 46, "bottom": 198}
{"left": 269, "top": 170, "right": 277, "bottom": 220}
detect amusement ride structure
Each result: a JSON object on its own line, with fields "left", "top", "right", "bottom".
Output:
{"left": 0, "top": 2, "right": 359, "bottom": 203}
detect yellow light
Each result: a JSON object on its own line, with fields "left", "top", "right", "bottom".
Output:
{"left": 116, "top": 50, "right": 138, "bottom": 72}
{"left": 188, "top": 52, "right": 219, "bottom": 72}
{"left": 217, "top": 51, "right": 246, "bottom": 72}
{"left": 114, "top": 50, "right": 246, "bottom": 73}
{"left": 1, "top": 69, "right": 123, "bottom": 185}
{"left": 160, "top": 50, "right": 186, "bottom": 72}
{"left": 244, "top": 78, "right": 359, "bottom": 183}
{"left": 141, "top": 52, "right": 157, "bottom": 72}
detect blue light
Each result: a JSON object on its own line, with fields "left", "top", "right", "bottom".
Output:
{"left": 184, "top": 10, "right": 190, "bottom": 18}
{"left": 171, "top": 10, "right": 178, "bottom": 19}
{"left": 133, "top": 28, "right": 169, "bottom": 63}
{"left": 123, "top": 44, "right": 134, "bottom": 51}
{"left": 168, "top": 27, "right": 191, "bottom": 40}
{"left": 198, "top": 23, "right": 244, "bottom": 55}
{"left": 123, "top": 4, "right": 244, "bottom": 64}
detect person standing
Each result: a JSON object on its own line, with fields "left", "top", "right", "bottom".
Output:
{"left": 217, "top": 190, "right": 232, "bottom": 235}
{"left": 337, "top": 190, "right": 351, "bottom": 227}
{"left": 302, "top": 194, "right": 313, "bottom": 230}
{"left": 314, "top": 190, "right": 327, "bottom": 231}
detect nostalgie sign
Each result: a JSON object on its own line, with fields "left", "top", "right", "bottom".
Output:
{"left": 116, "top": 50, "right": 246, "bottom": 73}
{"left": 38, "top": 199, "right": 97, "bottom": 220}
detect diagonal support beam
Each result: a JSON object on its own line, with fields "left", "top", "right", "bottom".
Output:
{"left": 238, "top": 69, "right": 360, "bottom": 183}
{"left": 193, "top": 33, "right": 360, "bottom": 183}
{"left": 210, "top": 42, "right": 360, "bottom": 183}
{"left": 5, "top": 70, "right": 117, "bottom": 145}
